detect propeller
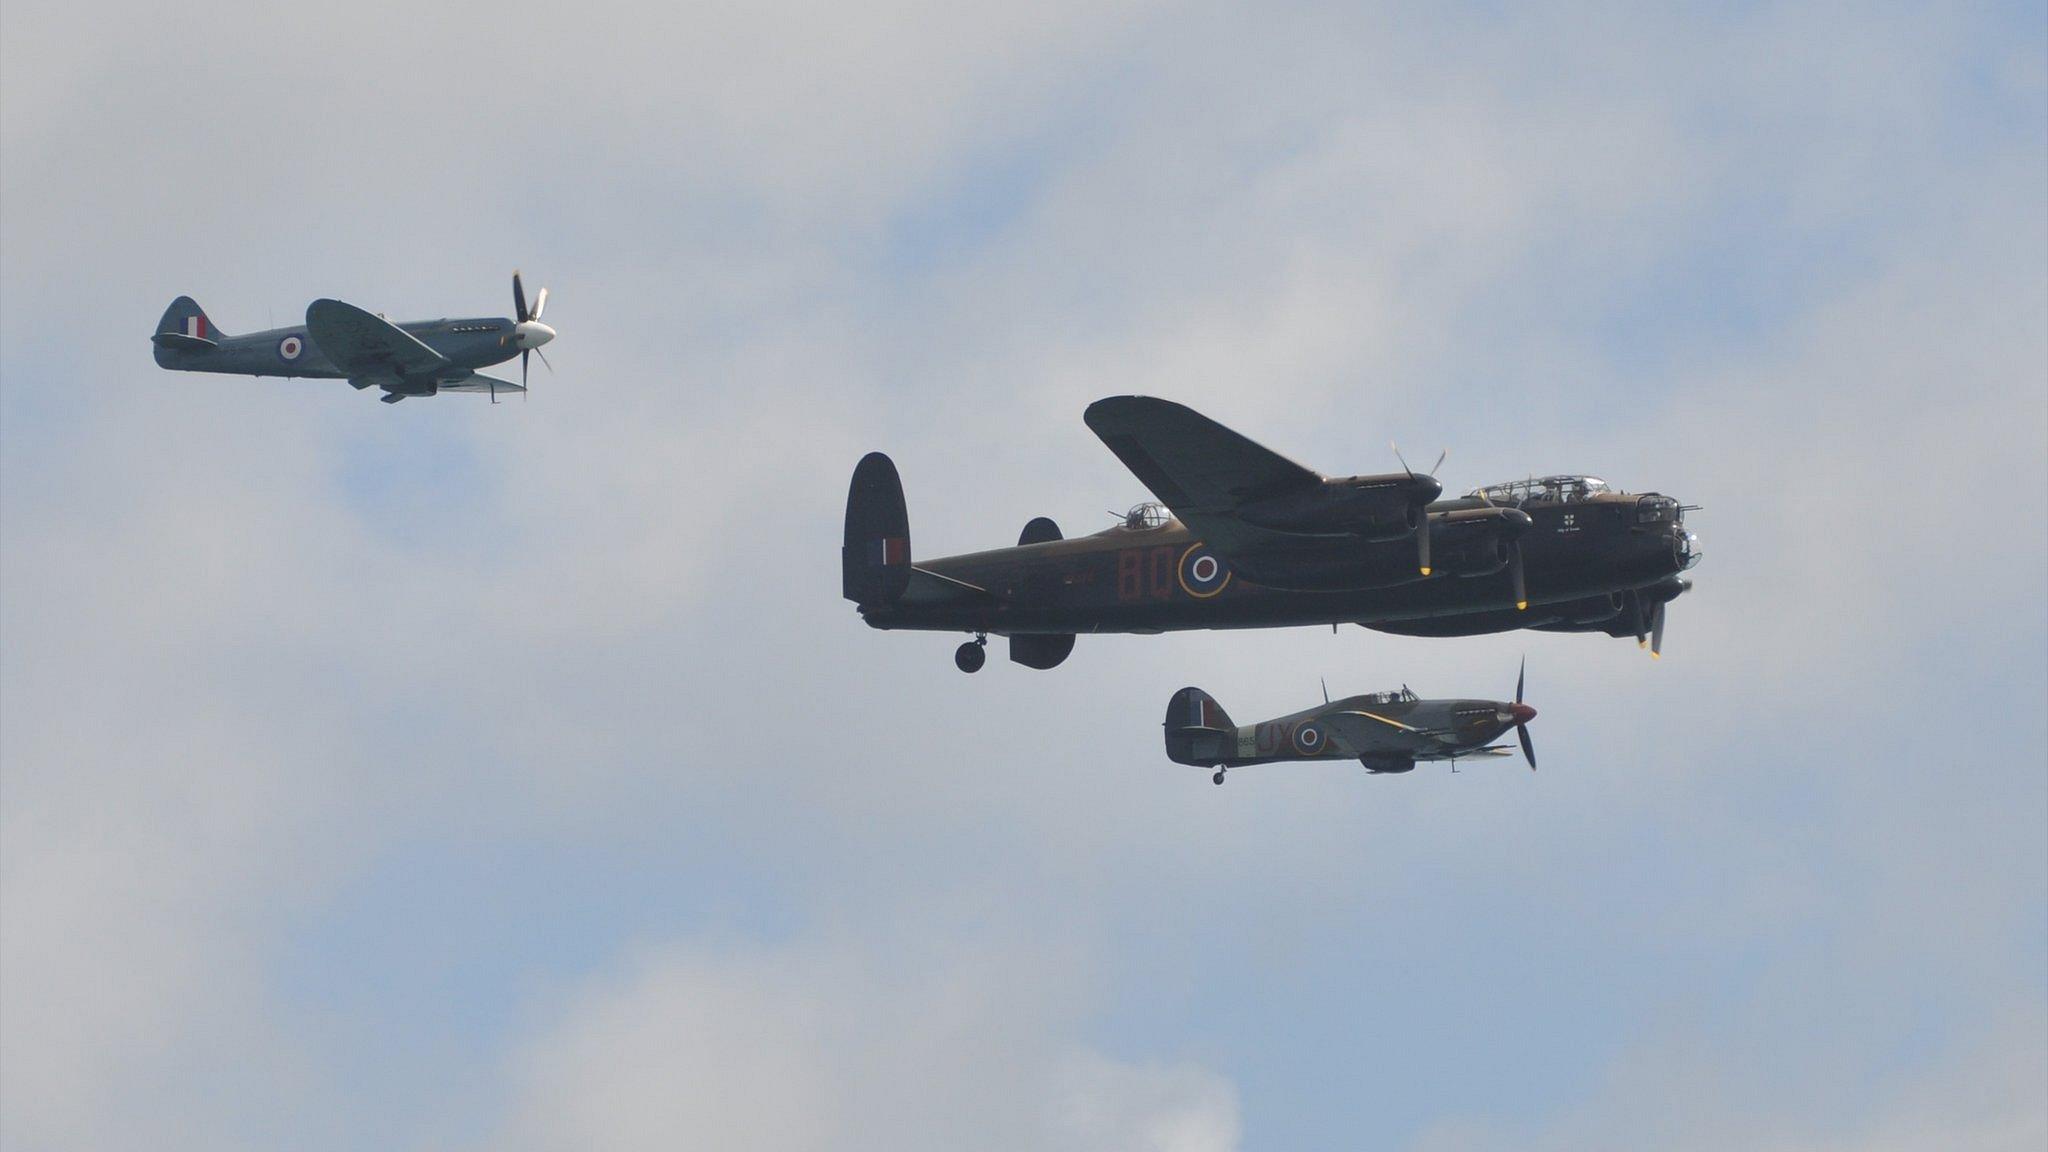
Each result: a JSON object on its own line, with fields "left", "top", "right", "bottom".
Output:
{"left": 1391, "top": 443, "right": 1447, "bottom": 576}
{"left": 1472, "top": 484, "right": 1530, "bottom": 610}
{"left": 511, "top": 270, "right": 556, "bottom": 395}
{"left": 1511, "top": 656, "right": 1537, "bottom": 771}
{"left": 1632, "top": 592, "right": 1670, "bottom": 658}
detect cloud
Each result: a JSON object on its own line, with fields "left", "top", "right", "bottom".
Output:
{"left": 494, "top": 937, "right": 1237, "bottom": 1152}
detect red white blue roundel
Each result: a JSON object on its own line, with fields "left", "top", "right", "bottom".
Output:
{"left": 1293, "top": 722, "right": 1327, "bottom": 755}
{"left": 1177, "top": 543, "right": 1232, "bottom": 598}
{"left": 278, "top": 335, "right": 304, "bottom": 361}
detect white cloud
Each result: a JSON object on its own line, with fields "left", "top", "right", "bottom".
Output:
{"left": 495, "top": 939, "right": 1237, "bottom": 1152}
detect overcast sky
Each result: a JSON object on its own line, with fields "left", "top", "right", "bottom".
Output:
{"left": 3, "top": 3, "right": 2044, "bottom": 1150}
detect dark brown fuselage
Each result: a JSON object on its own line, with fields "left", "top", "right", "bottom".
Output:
{"left": 860, "top": 492, "right": 1690, "bottom": 637}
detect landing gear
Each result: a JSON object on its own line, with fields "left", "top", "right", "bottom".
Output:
{"left": 954, "top": 634, "right": 988, "bottom": 673}
{"left": 1212, "top": 768, "right": 1227, "bottom": 785}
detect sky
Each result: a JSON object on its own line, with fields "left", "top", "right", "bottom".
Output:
{"left": 2, "top": 2, "right": 2045, "bottom": 1149}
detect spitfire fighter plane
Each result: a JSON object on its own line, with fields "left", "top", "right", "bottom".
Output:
{"left": 1165, "top": 663, "right": 1540, "bottom": 783}
{"left": 843, "top": 396, "right": 1700, "bottom": 672}
{"left": 151, "top": 273, "right": 555, "bottom": 403}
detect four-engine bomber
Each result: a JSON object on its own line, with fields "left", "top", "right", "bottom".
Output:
{"left": 844, "top": 396, "right": 1700, "bottom": 674}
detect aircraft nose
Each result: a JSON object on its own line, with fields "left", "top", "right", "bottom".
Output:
{"left": 1509, "top": 702, "right": 1537, "bottom": 725}
{"left": 515, "top": 321, "right": 556, "bottom": 349}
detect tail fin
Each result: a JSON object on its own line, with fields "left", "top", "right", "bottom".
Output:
{"left": 1018, "top": 516, "right": 1062, "bottom": 546}
{"left": 843, "top": 452, "right": 912, "bottom": 604}
{"left": 1163, "top": 686, "right": 1236, "bottom": 766}
{"left": 154, "top": 296, "right": 224, "bottom": 345}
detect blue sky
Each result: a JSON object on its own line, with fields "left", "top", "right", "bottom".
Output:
{"left": 4, "top": 3, "right": 2045, "bottom": 1150}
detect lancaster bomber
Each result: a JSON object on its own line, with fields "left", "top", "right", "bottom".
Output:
{"left": 1164, "top": 662, "right": 1539, "bottom": 783}
{"left": 843, "top": 396, "right": 1700, "bottom": 672}
{"left": 151, "top": 272, "right": 555, "bottom": 403}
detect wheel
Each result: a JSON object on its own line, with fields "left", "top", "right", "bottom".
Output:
{"left": 954, "top": 640, "right": 986, "bottom": 673}
{"left": 1212, "top": 770, "right": 1226, "bottom": 785}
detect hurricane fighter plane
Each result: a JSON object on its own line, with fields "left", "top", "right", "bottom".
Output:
{"left": 843, "top": 396, "right": 1700, "bottom": 672}
{"left": 151, "top": 272, "right": 555, "bottom": 403}
{"left": 1165, "top": 663, "right": 1540, "bottom": 783}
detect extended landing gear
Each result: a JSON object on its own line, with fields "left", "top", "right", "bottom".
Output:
{"left": 1212, "top": 768, "right": 1227, "bottom": 786}
{"left": 954, "top": 634, "right": 988, "bottom": 673}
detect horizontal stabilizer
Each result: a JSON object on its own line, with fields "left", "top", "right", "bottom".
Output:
{"left": 151, "top": 332, "right": 218, "bottom": 351}
{"left": 899, "top": 567, "right": 994, "bottom": 608}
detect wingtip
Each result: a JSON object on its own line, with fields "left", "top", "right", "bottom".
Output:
{"left": 1082, "top": 394, "right": 1186, "bottom": 426}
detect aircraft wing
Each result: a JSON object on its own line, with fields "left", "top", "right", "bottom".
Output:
{"left": 438, "top": 373, "right": 525, "bottom": 395}
{"left": 1084, "top": 396, "right": 1323, "bottom": 554}
{"left": 305, "top": 298, "right": 448, "bottom": 380}
{"left": 1322, "top": 709, "right": 1458, "bottom": 751}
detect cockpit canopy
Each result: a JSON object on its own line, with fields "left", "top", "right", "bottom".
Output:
{"left": 1361, "top": 687, "right": 1419, "bottom": 705}
{"left": 1463, "top": 475, "right": 1612, "bottom": 506}
{"left": 1120, "top": 502, "right": 1170, "bottom": 531}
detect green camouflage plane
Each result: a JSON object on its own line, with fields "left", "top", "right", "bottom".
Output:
{"left": 1166, "top": 662, "right": 1539, "bottom": 784}
{"left": 151, "top": 272, "right": 554, "bottom": 403}
{"left": 844, "top": 396, "right": 1700, "bottom": 672}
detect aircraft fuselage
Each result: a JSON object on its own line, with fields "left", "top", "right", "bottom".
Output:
{"left": 859, "top": 491, "right": 1694, "bottom": 637}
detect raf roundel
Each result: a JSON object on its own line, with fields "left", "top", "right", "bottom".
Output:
{"left": 1176, "top": 543, "right": 1232, "bottom": 599}
{"left": 278, "top": 335, "right": 304, "bottom": 361}
{"left": 1293, "top": 722, "right": 1326, "bottom": 755}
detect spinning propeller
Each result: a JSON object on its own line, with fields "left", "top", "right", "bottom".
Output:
{"left": 510, "top": 270, "right": 556, "bottom": 399}
{"left": 1511, "top": 656, "right": 1537, "bottom": 770}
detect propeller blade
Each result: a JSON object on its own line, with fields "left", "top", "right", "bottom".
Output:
{"left": 1417, "top": 511, "right": 1432, "bottom": 576}
{"left": 1391, "top": 441, "right": 1413, "bottom": 477}
{"left": 521, "top": 349, "right": 529, "bottom": 388}
{"left": 1510, "top": 543, "right": 1527, "bottom": 610}
{"left": 1429, "top": 448, "right": 1447, "bottom": 477}
{"left": 1518, "top": 721, "right": 1537, "bottom": 771}
{"left": 1650, "top": 601, "right": 1666, "bottom": 659}
{"left": 1633, "top": 592, "right": 1649, "bottom": 647}
{"left": 513, "top": 271, "right": 529, "bottom": 323}
{"left": 531, "top": 286, "right": 548, "bottom": 321}
{"left": 534, "top": 347, "right": 552, "bottom": 372}
{"left": 1516, "top": 655, "right": 1525, "bottom": 705}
